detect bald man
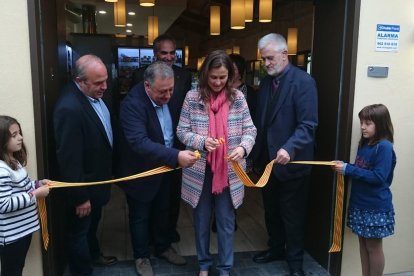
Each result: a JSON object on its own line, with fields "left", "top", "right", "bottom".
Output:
{"left": 54, "top": 55, "right": 117, "bottom": 276}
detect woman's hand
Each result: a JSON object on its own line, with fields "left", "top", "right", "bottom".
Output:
{"left": 204, "top": 137, "right": 221, "bottom": 152}
{"left": 228, "top": 146, "right": 245, "bottom": 161}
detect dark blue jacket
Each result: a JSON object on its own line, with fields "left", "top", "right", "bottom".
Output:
{"left": 54, "top": 81, "right": 113, "bottom": 207}
{"left": 116, "top": 82, "right": 180, "bottom": 202}
{"left": 346, "top": 140, "right": 396, "bottom": 211}
{"left": 252, "top": 64, "right": 318, "bottom": 181}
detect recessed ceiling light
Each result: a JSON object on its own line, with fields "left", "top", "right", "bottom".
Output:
{"left": 98, "top": 10, "right": 107, "bottom": 14}
{"left": 128, "top": 11, "right": 136, "bottom": 15}
{"left": 126, "top": 23, "right": 133, "bottom": 27}
{"left": 126, "top": 29, "right": 132, "bottom": 33}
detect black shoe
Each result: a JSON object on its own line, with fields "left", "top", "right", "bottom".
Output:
{"left": 93, "top": 255, "right": 118, "bottom": 266}
{"left": 253, "top": 250, "right": 285, "bottom": 263}
{"left": 290, "top": 268, "right": 305, "bottom": 276}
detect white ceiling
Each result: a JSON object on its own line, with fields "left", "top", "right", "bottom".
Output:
{"left": 67, "top": 0, "right": 187, "bottom": 37}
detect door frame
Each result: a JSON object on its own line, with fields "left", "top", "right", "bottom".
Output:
{"left": 27, "top": 0, "right": 68, "bottom": 275}
{"left": 27, "top": 0, "right": 360, "bottom": 275}
{"left": 308, "top": 0, "right": 361, "bottom": 275}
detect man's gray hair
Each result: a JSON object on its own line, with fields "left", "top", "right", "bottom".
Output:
{"left": 144, "top": 61, "right": 174, "bottom": 86}
{"left": 258, "top": 33, "right": 288, "bottom": 52}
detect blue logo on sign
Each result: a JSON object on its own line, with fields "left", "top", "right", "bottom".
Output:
{"left": 377, "top": 24, "right": 400, "bottom": 32}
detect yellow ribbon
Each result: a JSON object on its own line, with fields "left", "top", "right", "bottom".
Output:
{"left": 38, "top": 166, "right": 175, "bottom": 250}
{"left": 37, "top": 198, "right": 49, "bottom": 250}
{"left": 230, "top": 160, "right": 344, "bottom": 253}
{"left": 38, "top": 160, "right": 344, "bottom": 253}
{"left": 47, "top": 166, "right": 175, "bottom": 189}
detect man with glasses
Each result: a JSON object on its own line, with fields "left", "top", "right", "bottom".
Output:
{"left": 131, "top": 34, "right": 192, "bottom": 244}
{"left": 117, "top": 62, "right": 197, "bottom": 276}
{"left": 251, "top": 33, "right": 318, "bottom": 276}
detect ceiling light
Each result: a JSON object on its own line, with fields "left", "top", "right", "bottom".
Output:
{"left": 210, "top": 6, "right": 220, "bottom": 36}
{"left": 99, "top": 10, "right": 107, "bottom": 14}
{"left": 126, "top": 23, "right": 133, "bottom": 26}
{"left": 259, "top": 0, "right": 272, "bottom": 22}
{"left": 185, "top": 46, "right": 189, "bottom": 66}
{"left": 114, "top": 0, "right": 126, "bottom": 27}
{"left": 128, "top": 11, "right": 136, "bottom": 15}
{"left": 140, "top": 0, "right": 155, "bottom": 7}
{"left": 245, "top": 0, "right": 253, "bottom": 22}
{"left": 148, "top": 16, "right": 159, "bottom": 45}
{"left": 126, "top": 29, "right": 132, "bottom": 33}
{"left": 197, "top": 57, "right": 205, "bottom": 71}
{"left": 231, "top": 0, "right": 245, "bottom": 30}
{"left": 287, "top": 28, "right": 298, "bottom": 55}
{"left": 105, "top": 0, "right": 117, "bottom": 2}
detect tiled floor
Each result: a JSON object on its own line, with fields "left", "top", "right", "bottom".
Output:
{"left": 90, "top": 186, "right": 329, "bottom": 275}
{"left": 98, "top": 185, "right": 270, "bottom": 260}
{"left": 91, "top": 251, "right": 329, "bottom": 276}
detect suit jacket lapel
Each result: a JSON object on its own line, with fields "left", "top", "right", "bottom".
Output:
{"left": 139, "top": 87, "right": 165, "bottom": 143}
{"left": 259, "top": 77, "right": 272, "bottom": 128}
{"left": 267, "top": 68, "right": 293, "bottom": 125}
{"left": 73, "top": 84, "right": 111, "bottom": 147}
{"left": 268, "top": 79, "right": 289, "bottom": 124}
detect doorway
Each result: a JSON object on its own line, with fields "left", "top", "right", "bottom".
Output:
{"left": 28, "top": 0, "right": 360, "bottom": 275}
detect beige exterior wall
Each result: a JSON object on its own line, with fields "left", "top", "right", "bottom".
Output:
{"left": 0, "top": 1, "right": 43, "bottom": 275}
{"left": 341, "top": 0, "right": 414, "bottom": 275}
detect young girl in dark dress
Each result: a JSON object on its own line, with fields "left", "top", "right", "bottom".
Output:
{"left": 333, "top": 104, "right": 396, "bottom": 276}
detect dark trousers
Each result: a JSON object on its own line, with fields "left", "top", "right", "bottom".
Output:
{"left": 67, "top": 203, "right": 103, "bottom": 276}
{"left": 262, "top": 173, "right": 310, "bottom": 270}
{"left": 126, "top": 175, "right": 171, "bottom": 259}
{"left": 0, "top": 234, "right": 32, "bottom": 276}
{"left": 167, "top": 169, "right": 182, "bottom": 240}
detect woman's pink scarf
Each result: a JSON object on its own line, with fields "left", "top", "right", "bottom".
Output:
{"left": 207, "top": 90, "right": 229, "bottom": 194}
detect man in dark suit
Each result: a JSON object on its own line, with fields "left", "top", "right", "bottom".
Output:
{"left": 54, "top": 55, "right": 117, "bottom": 276}
{"left": 131, "top": 34, "right": 192, "bottom": 243}
{"left": 251, "top": 33, "right": 318, "bottom": 276}
{"left": 117, "top": 61, "right": 197, "bottom": 276}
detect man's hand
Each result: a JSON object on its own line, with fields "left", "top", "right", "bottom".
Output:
{"left": 178, "top": 150, "right": 198, "bottom": 168}
{"left": 274, "top": 148, "right": 290, "bottom": 165}
{"left": 76, "top": 200, "right": 91, "bottom": 218}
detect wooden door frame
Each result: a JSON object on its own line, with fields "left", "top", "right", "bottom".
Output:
{"left": 27, "top": 0, "right": 361, "bottom": 275}
{"left": 27, "top": 0, "right": 68, "bottom": 275}
{"left": 308, "top": 0, "right": 361, "bottom": 275}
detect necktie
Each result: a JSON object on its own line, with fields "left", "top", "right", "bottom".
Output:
{"left": 271, "top": 77, "right": 279, "bottom": 98}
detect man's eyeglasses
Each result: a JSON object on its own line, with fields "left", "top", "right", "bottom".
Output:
{"left": 159, "top": 51, "right": 176, "bottom": 55}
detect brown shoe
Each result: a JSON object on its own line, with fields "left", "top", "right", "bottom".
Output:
{"left": 135, "top": 258, "right": 154, "bottom": 276}
{"left": 93, "top": 255, "right": 118, "bottom": 266}
{"left": 157, "top": 247, "right": 187, "bottom": 265}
